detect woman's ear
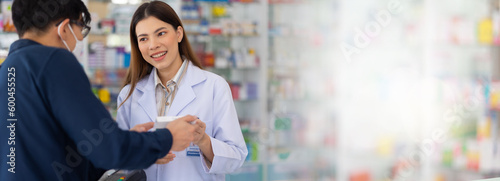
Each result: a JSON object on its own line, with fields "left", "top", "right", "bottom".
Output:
{"left": 176, "top": 26, "right": 183, "bottom": 43}
{"left": 57, "top": 19, "right": 70, "bottom": 39}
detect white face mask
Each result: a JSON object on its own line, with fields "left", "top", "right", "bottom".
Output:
{"left": 57, "top": 22, "right": 84, "bottom": 57}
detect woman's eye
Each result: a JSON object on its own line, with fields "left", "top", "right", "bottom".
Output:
{"left": 158, "top": 32, "right": 166, "bottom": 36}
{"left": 139, "top": 38, "right": 147, "bottom": 42}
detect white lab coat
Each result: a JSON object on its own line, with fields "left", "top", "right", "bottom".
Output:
{"left": 116, "top": 61, "right": 248, "bottom": 181}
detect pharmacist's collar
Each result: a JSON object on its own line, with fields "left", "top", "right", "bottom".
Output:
{"left": 153, "top": 58, "right": 188, "bottom": 88}
{"left": 181, "top": 61, "right": 206, "bottom": 87}
{"left": 136, "top": 68, "right": 156, "bottom": 92}
{"left": 136, "top": 60, "right": 205, "bottom": 93}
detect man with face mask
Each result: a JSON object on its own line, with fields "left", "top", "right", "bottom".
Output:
{"left": 0, "top": 0, "right": 204, "bottom": 180}
{"left": 57, "top": 17, "right": 86, "bottom": 58}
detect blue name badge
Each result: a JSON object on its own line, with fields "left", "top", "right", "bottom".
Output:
{"left": 186, "top": 144, "right": 200, "bottom": 157}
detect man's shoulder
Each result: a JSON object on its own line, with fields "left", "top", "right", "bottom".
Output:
{"left": 8, "top": 43, "right": 74, "bottom": 64}
{"left": 26, "top": 45, "right": 73, "bottom": 59}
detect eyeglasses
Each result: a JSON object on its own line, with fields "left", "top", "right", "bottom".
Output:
{"left": 56, "top": 19, "right": 91, "bottom": 38}
{"left": 70, "top": 20, "right": 91, "bottom": 38}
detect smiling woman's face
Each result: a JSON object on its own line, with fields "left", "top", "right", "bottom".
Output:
{"left": 135, "top": 16, "right": 183, "bottom": 72}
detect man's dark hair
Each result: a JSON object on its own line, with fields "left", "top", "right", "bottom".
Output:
{"left": 12, "top": 0, "right": 91, "bottom": 37}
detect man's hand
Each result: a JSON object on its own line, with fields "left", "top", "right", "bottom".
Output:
{"left": 155, "top": 151, "right": 176, "bottom": 164}
{"left": 166, "top": 115, "right": 198, "bottom": 151}
{"left": 130, "top": 122, "right": 154, "bottom": 132}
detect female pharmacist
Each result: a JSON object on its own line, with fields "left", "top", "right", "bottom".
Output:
{"left": 115, "top": 1, "right": 248, "bottom": 180}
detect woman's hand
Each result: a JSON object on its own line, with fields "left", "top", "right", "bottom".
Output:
{"left": 155, "top": 151, "right": 176, "bottom": 164}
{"left": 191, "top": 119, "right": 214, "bottom": 164}
{"left": 130, "top": 122, "right": 154, "bottom": 132}
{"left": 193, "top": 119, "right": 207, "bottom": 145}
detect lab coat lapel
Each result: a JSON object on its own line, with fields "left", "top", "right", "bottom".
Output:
{"left": 168, "top": 62, "right": 206, "bottom": 116}
{"left": 136, "top": 69, "right": 157, "bottom": 122}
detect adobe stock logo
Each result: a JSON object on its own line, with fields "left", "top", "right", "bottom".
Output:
{"left": 391, "top": 83, "right": 487, "bottom": 180}
{"left": 340, "top": 0, "right": 404, "bottom": 62}
{"left": 51, "top": 118, "right": 117, "bottom": 181}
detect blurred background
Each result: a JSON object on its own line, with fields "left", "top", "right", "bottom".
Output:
{"left": 1, "top": 0, "right": 500, "bottom": 180}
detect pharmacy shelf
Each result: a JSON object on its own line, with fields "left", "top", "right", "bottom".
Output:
{"left": 83, "top": 0, "right": 269, "bottom": 179}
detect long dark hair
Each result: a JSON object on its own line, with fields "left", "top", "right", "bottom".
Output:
{"left": 120, "top": 1, "right": 202, "bottom": 108}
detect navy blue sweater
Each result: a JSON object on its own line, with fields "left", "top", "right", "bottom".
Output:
{"left": 0, "top": 39, "right": 173, "bottom": 181}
